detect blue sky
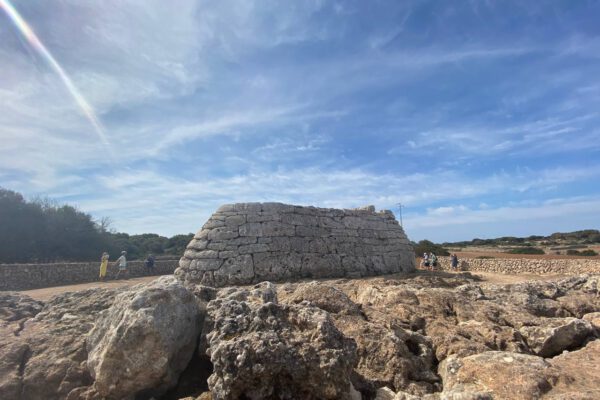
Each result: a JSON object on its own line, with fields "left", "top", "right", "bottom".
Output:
{"left": 1, "top": 0, "right": 599, "bottom": 242}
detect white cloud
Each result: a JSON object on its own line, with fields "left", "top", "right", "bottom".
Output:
{"left": 44, "top": 163, "right": 598, "bottom": 237}
{"left": 404, "top": 196, "right": 600, "bottom": 242}
{"left": 2, "top": 0, "right": 600, "bottom": 244}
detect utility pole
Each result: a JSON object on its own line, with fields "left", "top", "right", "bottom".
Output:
{"left": 396, "top": 203, "right": 403, "bottom": 227}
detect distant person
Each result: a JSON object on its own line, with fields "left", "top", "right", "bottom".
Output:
{"left": 422, "top": 252, "right": 430, "bottom": 269}
{"left": 99, "top": 252, "right": 109, "bottom": 281}
{"left": 429, "top": 252, "right": 437, "bottom": 270}
{"left": 144, "top": 253, "right": 155, "bottom": 274}
{"left": 451, "top": 253, "right": 459, "bottom": 271}
{"left": 115, "top": 251, "right": 128, "bottom": 279}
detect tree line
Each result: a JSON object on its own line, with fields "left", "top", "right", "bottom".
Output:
{"left": 0, "top": 187, "right": 193, "bottom": 264}
{"left": 442, "top": 229, "right": 600, "bottom": 248}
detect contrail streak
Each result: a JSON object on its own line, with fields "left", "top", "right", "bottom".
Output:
{"left": 1, "top": 0, "right": 114, "bottom": 157}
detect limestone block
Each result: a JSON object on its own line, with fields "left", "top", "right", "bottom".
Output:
{"left": 206, "top": 242, "right": 227, "bottom": 251}
{"left": 247, "top": 212, "right": 280, "bottom": 223}
{"left": 281, "top": 213, "right": 318, "bottom": 226}
{"left": 239, "top": 222, "right": 262, "bottom": 236}
{"left": 208, "top": 227, "right": 238, "bottom": 241}
{"left": 262, "top": 221, "right": 295, "bottom": 236}
{"left": 187, "top": 239, "right": 208, "bottom": 250}
{"left": 290, "top": 237, "right": 311, "bottom": 253}
{"left": 225, "top": 215, "right": 246, "bottom": 227}
{"left": 214, "top": 255, "right": 254, "bottom": 286}
{"left": 238, "top": 243, "right": 270, "bottom": 254}
{"left": 296, "top": 225, "right": 329, "bottom": 237}
{"left": 203, "top": 219, "right": 225, "bottom": 229}
{"left": 195, "top": 250, "right": 219, "bottom": 259}
{"left": 302, "top": 254, "right": 343, "bottom": 279}
{"left": 193, "top": 259, "right": 223, "bottom": 271}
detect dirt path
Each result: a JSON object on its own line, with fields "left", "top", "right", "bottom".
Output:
{"left": 467, "top": 271, "right": 570, "bottom": 285}
{"left": 20, "top": 276, "right": 161, "bottom": 301}
{"left": 18, "top": 270, "right": 573, "bottom": 301}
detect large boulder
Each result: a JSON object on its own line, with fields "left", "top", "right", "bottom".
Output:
{"left": 439, "top": 351, "right": 558, "bottom": 399}
{"left": 519, "top": 318, "right": 595, "bottom": 357}
{"left": 205, "top": 283, "right": 358, "bottom": 400}
{"left": 546, "top": 339, "right": 600, "bottom": 399}
{"left": 279, "top": 281, "right": 439, "bottom": 397}
{"left": 0, "top": 288, "right": 120, "bottom": 400}
{"left": 87, "top": 276, "right": 202, "bottom": 399}
{"left": 176, "top": 203, "right": 415, "bottom": 287}
{"left": 279, "top": 281, "right": 363, "bottom": 315}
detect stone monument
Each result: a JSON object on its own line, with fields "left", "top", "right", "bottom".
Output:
{"left": 176, "top": 202, "right": 415, "bottom": 287}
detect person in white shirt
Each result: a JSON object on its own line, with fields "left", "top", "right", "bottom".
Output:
{"left": 422, "top": 253, "right": 429, "bottom": 269}
{"left": 115, "top": 251, "right": 128, "bottom": 279}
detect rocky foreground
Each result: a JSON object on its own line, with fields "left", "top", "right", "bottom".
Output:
{"left": 1, "top": 272, "right": 600, "bottom": 400}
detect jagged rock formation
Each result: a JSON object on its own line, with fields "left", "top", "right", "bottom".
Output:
{"left": 0, "top": 288, "right": 121, "bottom": 399}
{"left": 205, "top": 283, "right": 359, "bottom": 400}
{"left": 86, "top": 276, "right": 203, "bottom": 399}
{"left": 176, "top": 203, "right": 415, "bottom": 287}
{"left": 1, "top": 272, "right": 600, "bottom": 399}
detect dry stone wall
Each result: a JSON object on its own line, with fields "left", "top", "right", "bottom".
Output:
{"left": 437, "top": 257, "right": 600, "bottom": 275}
{"left": 176, "top": 203, "right": 415, "bottom": 286}
{"left": 0, "top": 260, "right": 177, "bottom": 291}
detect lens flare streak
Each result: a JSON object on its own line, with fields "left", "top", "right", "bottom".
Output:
{"left": 0, "top": 0, "right": 113, "bottom": 155}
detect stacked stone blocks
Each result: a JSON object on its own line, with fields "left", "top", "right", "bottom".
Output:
{"left": 176, "top": 203, "right": 415, "bottom": 286}
{"left": 0, "top": 260, "right": 177, "bottom": 291}
{"left": 437, "top": 256, "right": 600, "bottom": 275}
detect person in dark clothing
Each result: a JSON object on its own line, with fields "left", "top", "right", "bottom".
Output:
{"left": 144, "top": 253, "right": 155, "bottom": 274}
{"left": 451, "top": 254, "right": 459, "bottom": 270}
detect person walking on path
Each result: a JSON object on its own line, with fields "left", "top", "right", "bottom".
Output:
{"left": 451, "top": 254, "right": 459, "bottom": 271}
{"left": 99, "top": 252, "right": 109, "bottom": 281}
{"left": 429, "top": 252, "right": 437, "bottom": 270}
{"left": 144, "top": 253, "right": 155, "bottom": 274}
{"left": 422, "top": 252, "right": 429, "bottom": 269}
{"left": 115, "top": 251, "right": 128, "bottom": 279}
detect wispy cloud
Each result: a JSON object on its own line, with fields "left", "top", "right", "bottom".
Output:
{"left": 47, "top": 163, "right": 599, "bottom": 237}
{"left": 1, "top": 0, "right": 600, "bottom": 241}
{"left": 405, "top": 196, "right": 600, "bottom": 242}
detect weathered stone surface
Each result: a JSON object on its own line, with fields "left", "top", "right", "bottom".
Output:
{"left": 0, "top": 292, "right": 43, "bottom": 324}
{"left": 439, "top": 351, "right": 558, "bottom": 399}
{"left": 177, "top": 203, "right": 415, "bottom": 286}
{"left": 582, "top": 311, "right": 600, "bottom": 331}
{"left": 0, "top": 260, "right": 178, "bottom": 291}
{"left": 279, "top": 281, "right": 440, "bottom": 397}
{"left": 375, "top": 387, "right": 435, "bottom": 400}
{"left": 546, "top": 339, "right": 600, "bottom": 399}
{"left": 439, "top": 339, "right": 600, "bottom": 399}
{"left": 437, "top": 257, "right": 600, "bottom": 275}
{"left": 87, "top": 276, "right": 202, "bottom": 399}
{"left": 3, "top": 271, "right": 600, "bottom": 400}
{"left": 519, "top": 318, "right": 594, "bottom": 357}
{"left": 0, "top": 288, "right": 121, "bottom": 400}
{"left": 205, "top": 283, "right": 358, "bottom": 400}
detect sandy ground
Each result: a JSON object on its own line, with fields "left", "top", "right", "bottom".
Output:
{"left": 19, "top": 276, "right": 160, "bottom": 301}
{"left": 18, "top": 270, "right": 572, "bottom": 301}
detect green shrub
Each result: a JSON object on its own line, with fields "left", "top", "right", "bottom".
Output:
{"left": 567, "top": 249, "right": 598, "bottom": 256}
{"left": 506, "top": 247, "right": 545, "bottom": 255}
{"left": 475, "top": 255, "right": 495, "bottom": 259}
{"left": 413, "top": 240, "right": 450, "bottom": 256}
